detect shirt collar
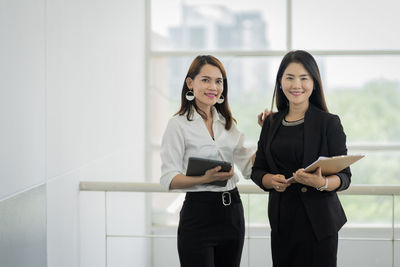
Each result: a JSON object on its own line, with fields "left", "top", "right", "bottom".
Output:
{"left": 192, "top": 106, "right": 225, "bottom": 124}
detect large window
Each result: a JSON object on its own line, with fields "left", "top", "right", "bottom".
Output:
{"left": 148, "top": 0, "right": 400, "bottom": 227}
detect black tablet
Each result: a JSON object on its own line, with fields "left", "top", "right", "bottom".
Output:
{"left": 186, "top": 157, "right": 232, "bottom": 187}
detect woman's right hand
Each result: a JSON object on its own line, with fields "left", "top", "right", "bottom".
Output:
{"left": 262, "top": 173, "right": 290, "bottom": 192}
{"left": 257, "top": 108, "right": 270, "bottom": 127}
{"left": 203, "top": 166, "right": 234, "bottom": 184}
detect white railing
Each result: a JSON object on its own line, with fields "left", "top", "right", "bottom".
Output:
{"left": 80, "top": 182, "right": 400, "bottom": 195}
{"left": 80, "top": 182, "right": 400, "bottom": 267}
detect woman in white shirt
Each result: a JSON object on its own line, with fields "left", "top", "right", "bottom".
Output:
{"left": 160, "top": 55, "right": 265, "bottom": 267}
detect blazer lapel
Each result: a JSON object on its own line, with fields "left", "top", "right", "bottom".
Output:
{"left": 303, "top": 104, "right": 322, "bottom": 167}
{"left": 265, "top": 111, "right": 286, "bottom": 173}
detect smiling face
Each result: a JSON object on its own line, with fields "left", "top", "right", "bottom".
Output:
{"left": 186, "top": 64, "right": 224, "bottom": 112}
{"left": 281, "top": 62, "right": 314, "bottom": 109}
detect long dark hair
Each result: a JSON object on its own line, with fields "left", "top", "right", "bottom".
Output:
{"left": 175, "top": 55, "right": 234, "bottom": 130}
{"left": 271, "top": 50, "right": 328, "bottom": 114}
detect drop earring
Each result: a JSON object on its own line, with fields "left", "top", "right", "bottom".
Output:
{"left": 185, "top": 90, "right": 195, "bottom": 101}
{"left": 217, "top": 95, "right": 224, "bottom": 104}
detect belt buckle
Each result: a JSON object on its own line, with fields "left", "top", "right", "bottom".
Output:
{"left": 222, "top": 192, "right": 231, "bottom": 206}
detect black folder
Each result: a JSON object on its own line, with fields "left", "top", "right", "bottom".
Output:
{"left": 186, "top": 157, "right": 232, "bottom": 187}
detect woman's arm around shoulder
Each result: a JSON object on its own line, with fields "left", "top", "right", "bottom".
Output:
{"left": 232, "top": 126, "right": 256, "bottom": 180}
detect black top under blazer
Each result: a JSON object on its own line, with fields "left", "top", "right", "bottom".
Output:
{"left": 251, "top": 104, "right": 351, "bottom": 241}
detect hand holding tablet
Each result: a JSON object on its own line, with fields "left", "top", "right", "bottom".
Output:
{"left": 186, "top": 157, "right": 232, "bottom": 186}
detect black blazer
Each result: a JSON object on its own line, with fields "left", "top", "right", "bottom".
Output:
{"left": 251, "top": 104, "right": 351, "bottom": 241}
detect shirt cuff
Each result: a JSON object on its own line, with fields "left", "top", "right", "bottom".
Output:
{"left": 335, "top": 172, "right": 350, "bottom": 191}
{"left": 160, "top": 171, "right": 181, "bottom": 191}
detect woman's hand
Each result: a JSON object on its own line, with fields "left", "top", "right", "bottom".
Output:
{"left": 257, "top": 108, "right": 270, "bottom": 127}
{"left": 262, "top": 173, "right": 290, "bottom": 192}
{"left": 293, "top": 167, "right": 325, "bottom": 188}
{"left": 203, "top": 166, "right": 234, "bottom": 184}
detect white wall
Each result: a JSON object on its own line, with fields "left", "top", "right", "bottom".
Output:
{"left": 46, "top": 0, "right": 146, "bottom": 265}
{"left": 0, "top": 0, "right": 46, "bottom": 266}
{"left": 0, "top": 186, "right": 47, "bottom": 267}
{"left": 0, "top": 0, "right": 145, "bottom": 266}
{"left": 0, "top": 0, "right": 46, "bottom": 202}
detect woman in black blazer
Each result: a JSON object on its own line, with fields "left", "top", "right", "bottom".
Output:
{"left": 251, "top": 50, "right": 351, "bottom": 267}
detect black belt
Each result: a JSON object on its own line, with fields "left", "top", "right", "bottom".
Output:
{"left": 185, "top": 187, "right": 240, "bottom": 206}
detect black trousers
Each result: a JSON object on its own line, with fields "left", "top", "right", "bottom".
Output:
{"left": 271, "top": 195, "right": 338, "bottom": 267}
{"left": 177, "top": 188, "right": 245, "bottom": 267}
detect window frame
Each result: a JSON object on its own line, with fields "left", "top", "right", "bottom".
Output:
{"left": 146, "top": 0, "right": 400, "bottom": 183}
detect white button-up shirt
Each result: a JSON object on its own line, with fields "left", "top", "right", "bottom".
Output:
{"left": 160, "top": 107, "right": 255, "bottom": 192}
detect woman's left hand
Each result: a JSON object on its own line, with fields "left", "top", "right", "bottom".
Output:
{"left": 257, "top": 108, "right": 270, "bottom": 127}
{"left": 293, "top": 167, "right": 325, "bottom": 188}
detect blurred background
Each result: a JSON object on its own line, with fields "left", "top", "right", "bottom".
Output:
{"left": 1, "top": 0, "right": 399, "bottom": 266}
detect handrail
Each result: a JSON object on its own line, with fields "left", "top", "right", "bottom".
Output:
{"left": 80, "top": 182, "right": 400, "bottom": 195}
{"left": 81, "top": 181, "right": 400, "bottom": 267}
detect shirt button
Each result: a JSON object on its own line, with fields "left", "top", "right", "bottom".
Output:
{"left": 301, "top": 187, "right": 308, "bottom": 193}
